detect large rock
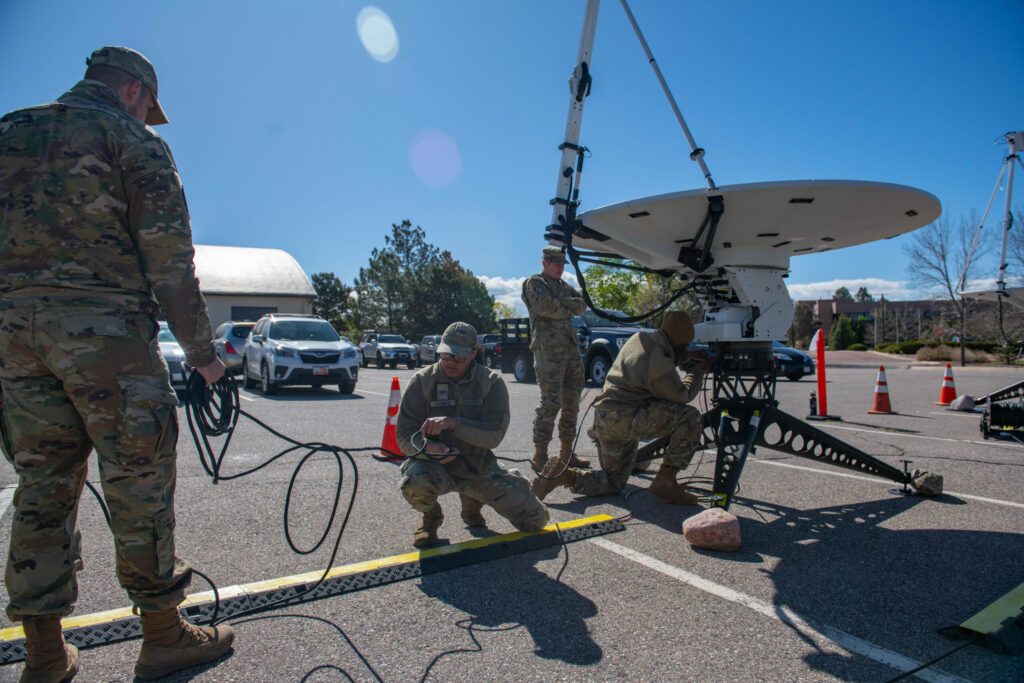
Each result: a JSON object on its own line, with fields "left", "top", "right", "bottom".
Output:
{"left": 948, "top": 395, "right": 975, "bottom": 412}
{"left": 912, "top": 469, "right": 943, "bottom": 497}
{"left": 682, "top": 508, "right": 741, "bottom": 551}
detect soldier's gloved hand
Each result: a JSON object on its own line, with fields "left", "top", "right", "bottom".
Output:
{"left": 196, "top": 357, "right": 226, "bottom": 385}
{"left": 424, "top": 438, "right": 458, "bottom": 464}
{"left": 421, "top": 416, "right": 455, "bottom": 436}
{"left": 690, "top": 350, "right": 714, "bottom": 371}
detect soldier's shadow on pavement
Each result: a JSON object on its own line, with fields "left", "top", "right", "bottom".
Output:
{"left": 417, "top": 544, "right": 602, "bottom": 667}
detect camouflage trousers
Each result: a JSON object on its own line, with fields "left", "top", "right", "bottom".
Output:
{"left": 571, "top": 402, "right": 702, "bottom": 497}
{"left": 0, "top": 305, "right": 191, "bottom": 620}
{"left": 532, "top": 350, "right": 585, "bottom": 449}
{"left": 399, "top": 458, "right": 549, "bottom": 532}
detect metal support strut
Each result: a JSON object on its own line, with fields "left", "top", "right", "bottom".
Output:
{"left": 637, "top": 344, "right": 941, "bottom": 509}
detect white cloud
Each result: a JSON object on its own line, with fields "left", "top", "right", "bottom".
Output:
{"left": 480, "top": 272, "right": 579, "bottom": 315}
{"left": 785, "top": 278, "right": 915, "bottom": 301}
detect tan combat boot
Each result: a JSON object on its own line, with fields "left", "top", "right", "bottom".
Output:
{"left": 20, "top": 615, "right": 78, "bottom": 683}
{"left": 558, "top": 439, "right": 590, "bottom": 469}
{"left": 134, "top": 608, "right": 234, "bottom": 680}
{"left": 530, "top": 444, "right": 548, "bottom": 473}
{"left": 648, "top": 464, "right": 699, "bottom": 505}
{"left": 412, "top": 503, "right": 444, "bottom": 548}
{"left": 459, "top": 494, "right": 486, "bottom": 528}
{"left": 530, "top": 460, "right": 580, "bottom": 501}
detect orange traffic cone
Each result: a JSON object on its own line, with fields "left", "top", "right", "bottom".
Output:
{"left": 380, "top": 377, "right": 404, "bottom": 462}
{"left": 935, "top": 363, "right": 957, "bottom": 406}
{"left": 867, "top": 366, "right": 896, "bottom": 414}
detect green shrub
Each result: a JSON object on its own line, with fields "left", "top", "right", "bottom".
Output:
{"left": 847, "top": 343, "right": 867, "bottom": 351}
{"left": 916, "top": 345, "right": 982, "bottom": 362}
{"left": 875, "top": 342, "right": 898, "bottom": 353}
{"left": 896, "top": 341, "right": 927, "bottom": 355}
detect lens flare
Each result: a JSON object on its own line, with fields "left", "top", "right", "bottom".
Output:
{"left": 356, "top": 6, "right": 399, "bottom": 63}
{"left": 409, "top": 129, "right": 462, "bottom": 189}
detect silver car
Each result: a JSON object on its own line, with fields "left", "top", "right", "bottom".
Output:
{"left": 213, "top": 321, "right": 255, "bottom": 375}
{"left": 158, "top": 322, "right": 189, "bottom": 392}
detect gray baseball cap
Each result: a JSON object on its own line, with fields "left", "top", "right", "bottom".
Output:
{"left": 437, "top": 322, "right": 478, "bottom": 357}
{"left": 87, "top": 46, "right": 169, "bottom": 125}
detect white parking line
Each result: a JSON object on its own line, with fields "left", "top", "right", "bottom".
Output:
{"left": 357, "top": 390, "right": 389, "bottom": 397}
{"left": 589, "top": 537, "right": 970, "bottom": 683}
{"left": 753, "top": 459, "right": 1024, "bottom": 509}
{"left": 823, "top": 423, "right": 1022, "bottom": 452}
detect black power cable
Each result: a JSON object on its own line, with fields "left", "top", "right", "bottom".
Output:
{"left": 82, "top": 372, "right": 453, "bottom": 630}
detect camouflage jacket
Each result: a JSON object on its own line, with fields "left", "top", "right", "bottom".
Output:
{"left": 593, "top": 329, "right": 705, "bottom": 413}
{"left": 396, "top": 362, "right": 510, "bottom": 478}
{"left": 0, "top": 79, "right": 214, "bottom": 366}
{"left": 521, "top": 272, "right": 586, "bottom": 355}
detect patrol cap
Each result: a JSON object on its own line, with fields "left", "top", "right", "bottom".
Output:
{"left": 437, "top": 322, "right": 478, "bottom": 358}
{"left": 86, "top": 46, "right": 169, "bottom": 125}
{"left": 660, "top": 311, "right": 695, "bottom": 346}
{"left": 542, "top": 246, "right": 566, "bottom": 264}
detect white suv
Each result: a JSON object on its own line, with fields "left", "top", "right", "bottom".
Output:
{"left": 242, "top": 314, "right": 359, "bottom": 394}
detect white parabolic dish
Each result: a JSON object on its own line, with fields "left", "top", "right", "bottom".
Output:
{"left": 574, "top": 180, "right": 942, "bottom": 272}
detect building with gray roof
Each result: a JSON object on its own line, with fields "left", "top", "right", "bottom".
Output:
{"left": 194, "top": 245, "right": 316, "bottom": 327}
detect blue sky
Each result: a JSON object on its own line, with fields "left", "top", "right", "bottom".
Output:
{"left": 2, "top": 1, "right": 1022, "bottom": 313}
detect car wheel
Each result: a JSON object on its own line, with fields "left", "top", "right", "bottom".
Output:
{"left": 260, "top": 363, "right": 277, "bottom": 395}
{"left": 389, "top": 361, "right": 397, "bottom": 369}
{"left": 242, "top": 356, "right": 255, "bottom": 389}
{"left": 513, "top": 353, "right": 535, "bottom": 383}
{"left": 485, "top": 353, "right": 496, "bottom": 369}
{"left": 338, "top": 382, "right": 355, "bottom": 395}
{"left": 406, "top": 360, "right": 416, "bottom": 369}
{"left": 361, "top": 355, "right": 368, "bottom": 368}
{"left": 786, "top": 372, "right": 804, "bottom": 381}
{"left": 587, "top": 353, "right": 612, "bottom": 385}
{"left": 376, "top": 353, "right": 384, "bottom": 368}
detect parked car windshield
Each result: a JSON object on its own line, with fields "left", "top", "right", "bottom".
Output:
{"left": 158, "top": 327, "right": 178, "bottom": 343}
{"left": 270, "top": 320, "right": 340, "bottom": 342}
{"left": 380, "top": 335, "right": 406, "bottom": 343}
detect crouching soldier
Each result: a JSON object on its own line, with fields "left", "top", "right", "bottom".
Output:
{"left": 397, "top": 322, "right": 549, "bottom": 547}
{"left": 532, "top": 311, "right": 712, "bottom": 504}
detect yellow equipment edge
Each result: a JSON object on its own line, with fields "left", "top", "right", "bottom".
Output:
{"left": 960, "top": 580, "right": 1024, "bottom": 635}
{"left": 0, "top": 513, "right": 615, "bottom": 642}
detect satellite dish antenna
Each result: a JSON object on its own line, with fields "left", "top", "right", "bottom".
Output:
{"left": 541, "top": 0, "right": 944, "bottom": 509}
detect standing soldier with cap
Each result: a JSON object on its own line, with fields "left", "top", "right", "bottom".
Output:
{"left": 522, "top": 246, "right": 591, "bottom": 487}
{"left": 0, "top": 46, "right": 234, "bottom": 680}
{"left": 396, "top": 322, "right": 549, "bottom": 548}
{"left": 532, "top": 311, "right": 712, "bottom": 504}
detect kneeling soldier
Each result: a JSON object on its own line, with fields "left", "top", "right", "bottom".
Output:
{"left": 532, "top": 311, "right": 711, "bottom": 503}
{"left": 397, "top": 322, "right": 549, "bottom": 547}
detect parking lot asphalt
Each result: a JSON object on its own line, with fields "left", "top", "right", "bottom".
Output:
{"left": 1, "top": 351, "right": 1023, "bottom": 682}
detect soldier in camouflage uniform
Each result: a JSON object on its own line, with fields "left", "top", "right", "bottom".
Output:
{"left": 397, "top": 322, "right": 549, "bottom": 548}
{"left": 0, "top": 47, "right": 233, "bottom": 681}
{"left": 533, "top": 311, "right": 712, "bottom": 505}
{"left": 522, "top": 246, "right": 590, "bottom": 486}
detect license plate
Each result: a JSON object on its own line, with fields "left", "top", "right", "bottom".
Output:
{"left": 313, "top": 366, "right": 328, "bottom": 375}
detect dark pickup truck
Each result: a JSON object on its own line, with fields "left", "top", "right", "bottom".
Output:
{"left": 498, "top": 311, "right": 647, "bottom": 385}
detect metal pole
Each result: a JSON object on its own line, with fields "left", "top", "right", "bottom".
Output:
{"left": 995, "top": 133, "right": 1020, "bottom": 296}
{"left": 548, "top": 0, "right": 601, "bottom": 242}
{"left": 618, "top": 0, "right": 717, "bottom": 191}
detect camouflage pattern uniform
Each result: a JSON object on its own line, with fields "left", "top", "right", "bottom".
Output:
{"left": 571, "top": 329, "right": 706, "bottom": 496}
{"left": 0, "top": 78, "right": 214, "bottom": 620}
{"left": 521, "top": 262, "right": 587, "bottom": 454}
{"left": 396, "top": 362, "right": 549, "bottom": 532}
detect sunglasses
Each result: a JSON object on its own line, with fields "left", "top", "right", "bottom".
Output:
{"left": 439, "top": 352, "right": 473, "bottom": 363}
